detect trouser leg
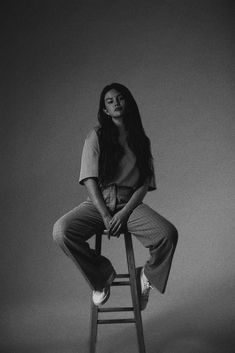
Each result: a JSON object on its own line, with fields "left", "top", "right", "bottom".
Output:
{"left": 52, "top": 200, "right": 115, "bottom": 291}
{"left": 127, "top": 203, "right": 178, "bottom": 293}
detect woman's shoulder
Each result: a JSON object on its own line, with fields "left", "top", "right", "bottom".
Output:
{"left": 85, "top": 126, "right": 99, "bottom": 139}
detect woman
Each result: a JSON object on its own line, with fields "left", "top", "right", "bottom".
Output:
{"left": 53, "top": 83, "right": 178, "bottom": 310}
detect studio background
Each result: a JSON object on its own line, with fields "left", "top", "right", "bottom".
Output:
{"left": 1, "top": 1, "right": 234, "bottom": 352}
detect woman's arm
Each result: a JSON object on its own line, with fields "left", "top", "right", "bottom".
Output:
{"left": 122, "top": 181, "right": 149, "bottom": 215}
{"left": 83, "top": 178, "right": 112, "bottom": 231}
{"left": 109, "top": 181, "right": 149, "bottom": 236}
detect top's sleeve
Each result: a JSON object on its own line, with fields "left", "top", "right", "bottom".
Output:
{"left": 79, "top": 129, "right": 100, "bottom": 185}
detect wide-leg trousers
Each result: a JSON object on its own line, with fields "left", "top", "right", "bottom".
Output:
{"left": 52, "top": 185, "right": 178, "bottom": 293}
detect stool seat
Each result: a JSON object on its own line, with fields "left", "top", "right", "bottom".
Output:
{"left": 89, "top": 231, "right": 146, "bottom": 353}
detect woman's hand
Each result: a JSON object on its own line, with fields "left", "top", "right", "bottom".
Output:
{"left": 103, "top": 214, "right": 113, "bottom": 237}
{"left": 108, "top": 209, "right": 131, "bottom": 238}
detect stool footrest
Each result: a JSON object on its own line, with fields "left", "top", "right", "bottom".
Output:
{"left": 116, "top": 274, "right": 130, "bottom": 278}
{"left": 111, "top": 281, "right": 130, "bottom": 286}
{"left": 98, "top": 307, "right": 133, "bottom": 313}
{"left": 98, "top": 318, "right": 135, "bottom": 324}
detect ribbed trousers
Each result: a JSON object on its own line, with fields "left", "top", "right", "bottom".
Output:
{"left": 52, "top": 186, "right": 178, "bottom": 293}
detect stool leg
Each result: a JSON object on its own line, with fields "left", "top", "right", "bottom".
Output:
{"left": 124, "top": 232, "right": 146, "bottom": 353}
{"left": 89, "top": 233, "right": 102, "bottom": 353}
{"left": 90, "top": 304, "right": 98, "bottom": 353}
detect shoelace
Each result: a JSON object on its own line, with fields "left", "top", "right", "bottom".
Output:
{"left": 142, "top": 280, "right": 152, "bottom": 295}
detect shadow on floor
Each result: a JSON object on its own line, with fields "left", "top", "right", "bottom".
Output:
{"left": 99, "top": 276, "right": 235, "bottom": 353}
{"left": 2, "top": 276, "right": 235, "bottom": 353}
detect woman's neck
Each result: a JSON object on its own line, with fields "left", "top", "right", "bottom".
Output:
{"left": 117, "top": 124, "right": 128, "bottom": 146}
{"left": 111, "top": 116, "right": 125, "bottom": 132}
{"left": 111, "top": 116, "right": 127, "bottom": 144}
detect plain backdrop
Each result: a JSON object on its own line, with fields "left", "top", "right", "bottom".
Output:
{"left": 1, "top": 1, "right": 235, "bottom": 352}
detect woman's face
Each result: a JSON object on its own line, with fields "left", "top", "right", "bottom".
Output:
{"left": 103, "top": 89, "right": 126, "bottom": 119}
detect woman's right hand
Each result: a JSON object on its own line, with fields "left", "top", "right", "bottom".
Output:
{"left": 103, "top": 214, "right": 113, "bottom": 239}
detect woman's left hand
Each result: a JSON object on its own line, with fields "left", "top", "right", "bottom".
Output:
{"left": 109, "top": 209, "right": 131, "bottom": 238}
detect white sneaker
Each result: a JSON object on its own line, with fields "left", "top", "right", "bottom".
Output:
{"left": 137, "top": 267, "right": 152, "bottom": 310}
{"left": 92, "top": 271, "right": 116, "bottom": 306}
{"left": 92, "top": 287, "right": 110, "bottom": 306}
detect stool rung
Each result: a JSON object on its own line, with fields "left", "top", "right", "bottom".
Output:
{"left": 111, "top": 281, "right": 130, "bottom": 286}
{"left": 116, "top": 274, "right": 130, "bottom": 278}
{"left": 98, "top": 318, "right": 135, "bottom": 324}
{"left": 98, "top": 307, "right": 133, "bottom": 312}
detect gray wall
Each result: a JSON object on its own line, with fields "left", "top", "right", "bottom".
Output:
{"left": 2, "top": 1, "right": 234, "bottom": 352}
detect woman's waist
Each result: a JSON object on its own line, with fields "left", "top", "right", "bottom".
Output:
{"left": 86, "top": 183, "right": 135, "bottom": 211}
{"left": 100, "top": 183, "right": 134, "bottom": 202}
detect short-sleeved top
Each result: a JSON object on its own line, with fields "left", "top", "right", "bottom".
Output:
{"left": 79, "top": 128, "right": 156, "bottom": 191}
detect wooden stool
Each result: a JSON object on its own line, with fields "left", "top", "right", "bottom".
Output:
{"left": 90, "top": 231, "right": 146, "bottom": 353}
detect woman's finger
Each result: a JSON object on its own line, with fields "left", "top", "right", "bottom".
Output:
{"left": 109, "top": 223, "right": 118, "bottom": 234}
{"left": 110, "top": 216, "right": 117, "bottom": 226}
{"left": 109, "top": 218, "right": 118, "bottom": 231}
{"left": 113, "top": 223, "right": 122, "bottom": 237}
{"left": 110, "top": 220, "right": 120, "bottom": 234}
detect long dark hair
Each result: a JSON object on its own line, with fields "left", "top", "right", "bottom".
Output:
{"left": 97, "top": 83, "right": 154, "bottom": 187}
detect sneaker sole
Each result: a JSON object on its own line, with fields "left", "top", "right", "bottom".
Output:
{"left": 136, "top": 267, "right": 147, "bottom": 311}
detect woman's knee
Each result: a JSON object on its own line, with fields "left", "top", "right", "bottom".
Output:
{"left": 52, "top": 218, "right": 66, "bottom": 246}
{"left": 165, "top": 224, "right": 178, "bottom": 247}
